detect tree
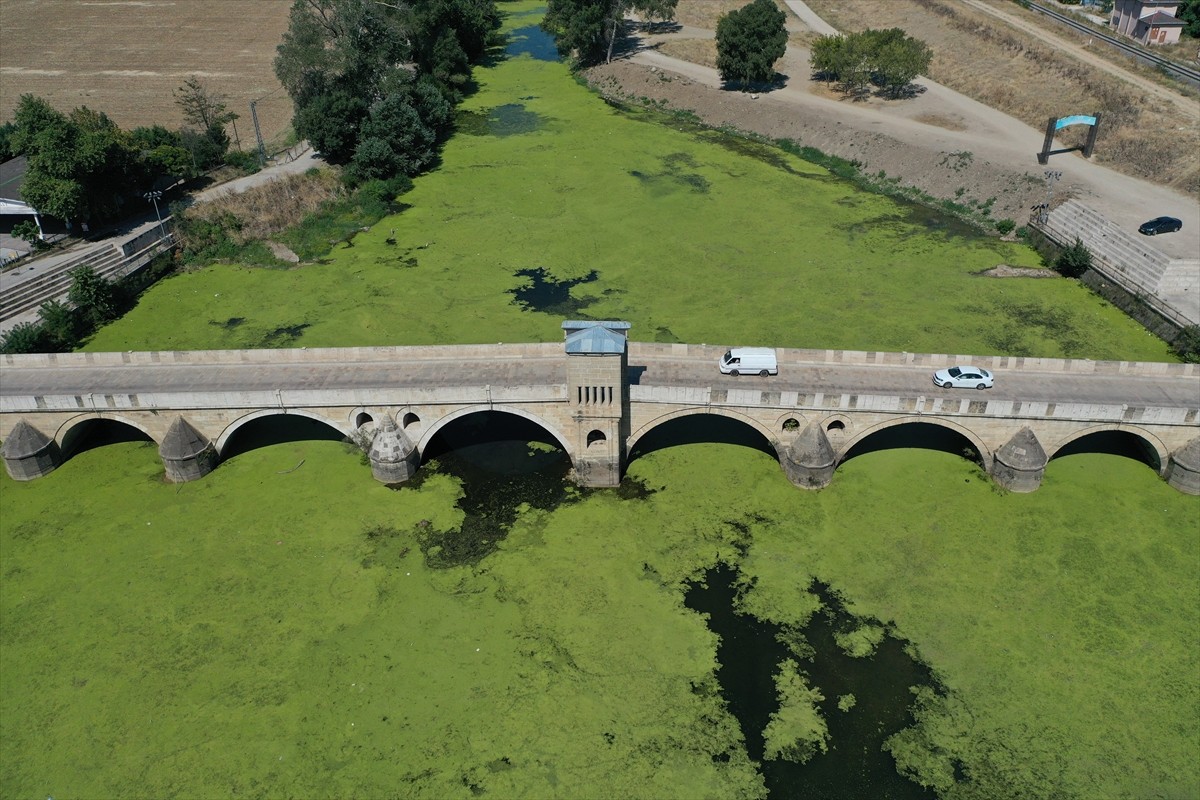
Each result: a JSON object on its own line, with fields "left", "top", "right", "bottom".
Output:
{"left": 10, "top": 220, "right": 42, "bottom": 249}
{"left": 809, "top": 28, "right": 931, "bottom": 98}
{"left": 1054, "top": 237, "right": 1092, "bottom": 278}
{"left": 543, "top": 0, "right": 677, "bottom": 66}
{"left": 1172, "top": 325, "right": 1200, "bottom": 363}
{"left": 715, "top": 0, "right": 788, "bottom": 90}
{"left": 293, "top": 89, "right": 369, "bottom": 163}
{"left": 68, "top": 266, "right": 117, "bottom": 328}
{"left": 1178, "top": 0, "right": 1200, "bottom": 38}
{"left": 9, "top": 95, "right": 142, "bottom": 223}
{"left": 0, "top": 322, "right": 47, "bottom": 355}
{"left": 37, "top": 299, "right": 80, "bottom": 351}
{"left": 870, "top": 30, "right": 931, "bottom": 97}
{"left": 174, "top": 77, "right": 236, "bottom": 169}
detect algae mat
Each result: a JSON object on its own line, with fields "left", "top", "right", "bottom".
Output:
{"left": 1, "top": 437, "right": 1196, "bottom": 798}
{"left": 4, "top": 3, "right": 1197, "bottom": 798}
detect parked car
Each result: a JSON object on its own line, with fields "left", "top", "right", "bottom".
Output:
{"left": 1138, "top": 216, "right": 1183, "bottom": 236}
{"left": 933, "top": 365, "right": 993, "bottom": 390}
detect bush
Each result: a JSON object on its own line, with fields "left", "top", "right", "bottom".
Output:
{"left": 1054, "top": 237, "right": 1092, "bottom": 278}
{"left": 0, "top": 322, "right": 48, "bottom": 354}
{"left": 1172, "top": 325, "right": 1200, "bottom": 363}
{"left": 995, "top": 219, "right": 1016, "bottom": 235}
{"left": 224, "top": 149, "right": 261, "bottom": 174}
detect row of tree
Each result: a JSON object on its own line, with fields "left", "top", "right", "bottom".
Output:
{"left": 273, "top": 0, "right": 502, "bottom": 184}
{"left": 810, "top": 28, "right": 932, "bottom": 97}
{"left": 5, "top": 79, "right": 237, "bottom": 227}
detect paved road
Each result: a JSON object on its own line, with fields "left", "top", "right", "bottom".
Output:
{"left": 3, "top": 351, "right": 1197, "bottom": 410}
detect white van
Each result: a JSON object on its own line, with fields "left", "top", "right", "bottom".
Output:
{"left": 718, "top": 347, "right": 778, "bottom": 376}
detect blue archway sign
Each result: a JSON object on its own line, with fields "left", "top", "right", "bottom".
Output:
{"left": 1039, "top": 112, "right": 1102, "bottom": 164}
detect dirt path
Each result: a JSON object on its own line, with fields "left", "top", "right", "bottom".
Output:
{"left": 587, "top": 3, "right": 1200, "bottom": 262}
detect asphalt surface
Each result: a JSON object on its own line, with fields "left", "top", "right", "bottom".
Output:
{"left": 2, "top": 352, "right": 1197, "bottom": 410}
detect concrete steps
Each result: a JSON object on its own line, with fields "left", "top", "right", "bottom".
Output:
{"left": 0, "top": 244, "right": 124, "bottom": 324}
{"left": 1042, "top": 199, "right": 1199, "bottom": 326}
{"left": 1043, "top": 200, "right": 1173, "bottom": 292}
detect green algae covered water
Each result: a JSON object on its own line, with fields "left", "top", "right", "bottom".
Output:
{"left": 3, "top": 4, "right": 1197, "bottom": 798}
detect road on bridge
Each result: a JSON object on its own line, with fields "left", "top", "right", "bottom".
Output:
{"left": 2, "top": 348, "right": 1197, "bottom": 409}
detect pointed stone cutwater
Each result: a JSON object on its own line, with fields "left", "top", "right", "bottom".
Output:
{"left": 1, "top": 420, "right": 61, "bottom": 480}
{"left": 159, "top": 417, "right": 217, "bottom": 483}
{"left": 368, "top": 415, "right": 419, "bottom": 484}
{"left": 992, "top": 427, "right": 1048, "bottom": 492}
{"left": 782, "top": 421, "right": 836, "bottom": 489}
{"left": 1165, "top": 436, "right": 1200, "bottom": 496}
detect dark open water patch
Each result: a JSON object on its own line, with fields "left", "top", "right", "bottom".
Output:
{"left": 456, "top": 104, "right": 543, "bottom": 137}
{"left": 508, "top": 266, "right": 598, "bottom": 316}
{"left": 686, "top": 564, "right": 940, "bottom": 800}
{"left": 507, "top": 24, "right": 560, "bottom": 61}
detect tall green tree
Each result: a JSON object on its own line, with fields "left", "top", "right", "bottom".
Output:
{"left": 174, "top": 77, "right": 237, "bottom": 168}
{"left": 543, "top": 0, "right": 677, "bottom": 66}
{"left": 10, "top": 95, "right": 142, "bottom": 223}
{"left": 275, "top": 0, "right": 494, "bottom": 178}
{"left": 68, "top": 266, "right": 118, "bottom": 329}
{"left": 715, "top": 0, "right": 788, "bottom": 90}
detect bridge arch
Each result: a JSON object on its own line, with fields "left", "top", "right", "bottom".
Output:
{"left": 53, "top": 412, "right": 158, "bottom": 452}
{"left": 628, "top": 407, "right": 779, "bottom": 460}
{"left": 1045, "top": 424, "right": 1168, "bottom": 474}
{"left": 215, "top": 409, "right": 354, "bottom": 455}
{"left": 416, "top": 405, "right": 573, "bottom": 457}
{"left": 838, "top": 416, "right": 993, "bottom": 467}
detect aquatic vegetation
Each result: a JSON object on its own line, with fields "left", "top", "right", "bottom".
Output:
{"left": 3, "top": 3, "right": 1196, "bottom": 799}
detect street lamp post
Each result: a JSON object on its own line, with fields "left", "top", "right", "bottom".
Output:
{"left": 143, "top": 190, "right": 167, "bottom": 239}
{"left": 1040, "top": 170, "right": 1062, "bottom": 225}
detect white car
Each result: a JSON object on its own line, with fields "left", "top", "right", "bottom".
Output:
{"left": 933, "top": 365, "right": 993, "bottom": 390}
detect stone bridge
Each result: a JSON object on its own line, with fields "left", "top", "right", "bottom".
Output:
{"left": 2, "top": 322, "right": 1198, "bottom": 493}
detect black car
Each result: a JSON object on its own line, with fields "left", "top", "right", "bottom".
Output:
{"left": 1138, "top": 216, "right": 1183, "bottom": 235}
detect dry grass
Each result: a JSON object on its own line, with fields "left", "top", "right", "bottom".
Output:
{"left": 184, "top": 171, "right": 343, "bottom": 246}
{"left": 803, "top": 0, "right": 1200, "bottom": 197}
{"left": 659, "top": 38, "right": 719, "bottom": 68}
{"left": 0, "top": 0, "right": 295, "bottom": 154}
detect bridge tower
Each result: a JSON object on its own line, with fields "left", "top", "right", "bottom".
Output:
{"left": 563, "top": 321, "right": 631, "bottom": 488}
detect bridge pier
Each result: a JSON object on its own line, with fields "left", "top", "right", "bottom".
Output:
{"left": 0, "top": 419, "right": 61, "bottom": 481}
{"left": 159, "top": 417, "right": 218, "bottom": 483}
{"left": 990, "top": 427, "right": 1048, "bottom": 493}
{"left": 368, "top": 415, "right": 419, "bottom": 484}
{"left": 780, "top": 422, "right": 836, "bottom": 489}
{"left": 1165, "top": 437, "right": 1200, "bottom": 495}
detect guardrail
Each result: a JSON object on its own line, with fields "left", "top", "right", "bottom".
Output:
{"left": 1028, "top": 2, "right": 1200, "bottom": 89}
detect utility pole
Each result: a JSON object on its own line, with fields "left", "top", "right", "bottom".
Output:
{"left": 250, "top": 100, "right": 267, "bottom": 167}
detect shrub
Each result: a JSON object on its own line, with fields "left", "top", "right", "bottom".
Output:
{"left": 1054, "top": 237, "right": 1092, "bottom": 278}
{"left": 224, "top": 149, "right": 261, "bottom": 174}
{"left": 995, "top": 219, "right": 1016, "bottom": 235}
{"left": 1172, "top": 325, "right": 1200, "bottom": 363}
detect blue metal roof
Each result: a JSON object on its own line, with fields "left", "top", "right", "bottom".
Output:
{"left": 563, "top": 321, "right": 629, "bottom": 355}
